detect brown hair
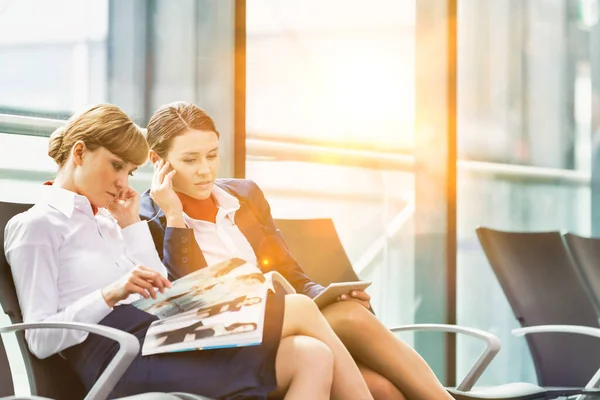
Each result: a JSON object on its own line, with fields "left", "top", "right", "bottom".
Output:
{"left": 48, "top": 104, "right": 148, "bottom": 167}
{"left": 146, "top": 101, "right": 220, "bottom": 158}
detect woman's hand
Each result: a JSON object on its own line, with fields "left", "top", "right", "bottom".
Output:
{"left": 108, "top": 187, "right": 141, "bottom": 229}
{"left": 102, "top": 266, "right": 172, "bottom": 308}
{"left": 150, "top": 160, "right": 185, "bottom": 227}
{"left": 337, "top": 290, "right": 371, "bottom": 309}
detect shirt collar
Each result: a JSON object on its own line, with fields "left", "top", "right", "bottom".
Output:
{"left": 41, "top": 184, "right": 98, "bottom": 218}
{"left": 211, "top": 184, "right": 240, "bottom": 213}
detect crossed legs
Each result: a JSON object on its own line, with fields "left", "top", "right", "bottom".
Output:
{"left": 322, "top": 301, "right": 454, "bottom": 400}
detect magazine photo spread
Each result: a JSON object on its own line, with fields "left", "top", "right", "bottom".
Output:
{"left": 132, "top": 257, "right": 294, "bottom": 356}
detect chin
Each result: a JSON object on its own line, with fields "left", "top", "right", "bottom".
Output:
{"left": 194, "top": 189, "right": 212, "bottom": 200}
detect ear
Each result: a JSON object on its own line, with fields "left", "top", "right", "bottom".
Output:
{"left": 72, "top": 140, "right": 87, "bottom": 166}
{"left": 149, "top": 149, "right": 162, "bottom": 165}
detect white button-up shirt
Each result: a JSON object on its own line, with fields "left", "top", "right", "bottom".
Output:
{"left": 4, "top": 185, "right": 167, "bottom": 359}
{"left": 183, "top": 185, "right": 258, "bottom": 267}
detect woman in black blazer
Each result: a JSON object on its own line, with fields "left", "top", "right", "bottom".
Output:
{"left": 140, "top": 101, "right": 454, "bottom": 400}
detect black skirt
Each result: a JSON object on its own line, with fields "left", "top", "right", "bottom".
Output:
{"left": 63, "top": 287, "right": 286, "bottom": 400}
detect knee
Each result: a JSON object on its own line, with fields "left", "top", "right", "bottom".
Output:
{"left": 325, "top": 300, "right": 372, "bottom": 334}
{"left": 364, "top": 372, "right": 405, "bottom": 400}
{"left": 293, "top": 336, "right": 334, "bottom": 376}
{"left": 286, "top": 293, "right": 320, "bottom": 315}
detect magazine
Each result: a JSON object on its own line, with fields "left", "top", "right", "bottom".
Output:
{"left": 132, "top": 257, "right": 295, "bottom": 356}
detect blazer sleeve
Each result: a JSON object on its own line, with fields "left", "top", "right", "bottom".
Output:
{"left": 139, "top": 193, "right": 206, "bottom": 280}
{"left": 246, "top": 180, "right": 325, "bottom": 298}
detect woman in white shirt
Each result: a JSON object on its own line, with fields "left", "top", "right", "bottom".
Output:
{"left": 4, "top": 104, "right": 371, "bottom": 400}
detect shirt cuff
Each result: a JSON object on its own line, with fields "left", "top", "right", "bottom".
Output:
{"left": 72, "top": 289, "right": 113, "bottom": 324}
{"left": 122, "top": 220, "right": 156, "bottom": 252}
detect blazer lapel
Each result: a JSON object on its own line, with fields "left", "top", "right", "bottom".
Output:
{"left": 234, "top": 199, "right": 265, "bottom": 259}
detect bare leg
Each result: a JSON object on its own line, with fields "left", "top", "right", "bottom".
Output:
{"left": 358, "top": 362, "right": 406, "bottom": 400}
{"left": 269, "top": 335, "right": 333, "bottom": 400}
{"left": 322, "top": 301, "right": 454, "bottom": 400}
{"left": 282, "top": 294, "right": 373, "bottom": 400}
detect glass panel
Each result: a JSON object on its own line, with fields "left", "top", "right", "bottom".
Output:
{"left": 246, "top": 0, "right": 415, "bottom": 151}
{"left": 246, "top": 0, "right": 430, "bottom": 358}
{"left": 0, "top": 0, "right": 108, "bottom": 118}
{"left": 457, "top": 0, "right": 593, "bottom": 384}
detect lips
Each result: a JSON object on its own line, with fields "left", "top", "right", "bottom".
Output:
{"left": 107, "top": 191, "right": 117, "bottom": 198}
{"left": 194, "top": 181, "right": 212, "bottom": 186}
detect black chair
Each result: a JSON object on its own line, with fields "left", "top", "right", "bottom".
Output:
{"left": 562, "top": 233, "right": 600, "bottom": 315}
{"left": 0, "top": 201, "right": 212, "bottom": 400}
{"left": 275, "top": 218, "right": 559, "bottom": 400}
{"left": 0, "top": 333, "right": 13, "bottom": 397}
{"left": 274, "top": 218, "right": 361, "bottom": 286}
{"left": 477, "top": 228, "right": 600, "bottom": 397}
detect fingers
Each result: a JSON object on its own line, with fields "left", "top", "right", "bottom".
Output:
{"left": 156, "top": 160, "right": 171, "bottom": 185}
{"left": 125, "top": 278, "right": 156, "bottom": 299}
{"left": 337, "top": 293, "right": 371, "bottom": 309}
{"left": 350, "top": 290, "right": 371, "bottom": 301}
{"left": 165, "top": 169, "right": 177, "bottom": 185}
{"left": 134, "top": 266, "right": 172, "bottom": 292}
{"left": 151, "top": 159, "right": 162, "bottom": 187}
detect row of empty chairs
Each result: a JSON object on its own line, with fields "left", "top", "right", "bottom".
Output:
{"left": 279, "top": 221, "right": 600, "bottom": 399}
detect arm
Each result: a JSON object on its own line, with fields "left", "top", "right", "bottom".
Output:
{"left": 6, "top": 241, "right": 112, "bottom": 359}
{"left": 390, "top": 324, "right": 501, "bottom": 392}
{"left": 140, "top": 185, "right": 206, "bottom": 280}
{"left": 513, "top": 325, "right": 600, "bottom": 390}
{"left": 121, "top": 220, "right": 168, "bottom": 278}
{"left": 247, "top": 180, "right": 325, "bottom": 298}
{"left": 0, "top": 322, "right": 139, "bottom": 400}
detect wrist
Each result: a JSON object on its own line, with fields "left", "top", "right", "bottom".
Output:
{"left": 118, "top": 216, "right": 141, "bottom": 229}
{"left": 166, "top": 214, "right": 186, "bottom": 228}
{"left": 101, "top": 288, "right": 118, "bottom": 308}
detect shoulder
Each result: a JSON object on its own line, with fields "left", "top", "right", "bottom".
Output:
{"left": 4, "top": 204, "right": 64, "bottom": 250}
{"left": 215, "top": 179, "right": 263, "bottom": 201}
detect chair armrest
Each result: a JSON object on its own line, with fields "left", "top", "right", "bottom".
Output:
{"left": 390, "top": 324, "right": 501, "bottom": 392}
{"left": 0, "top": 322, "right": 139, "bottom": 400}
{"left": 512, "top": 325, "right": 600, "bottom": 391}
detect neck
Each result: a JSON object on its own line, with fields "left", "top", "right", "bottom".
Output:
{"left": 53, "top": 169, "right": 78, "bottom": 193}
{"left": 176, "top": 191, "right": 218, "bottom": 223}
{"left": 52, "top": 168, "right": 99, "bottom": 215}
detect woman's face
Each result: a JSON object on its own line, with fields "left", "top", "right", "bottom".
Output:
{"left": 164, "top": 129, "right": 219, "bottom": 200}
{"left": 74, "top": 145, "right": 137, "bottom": 208}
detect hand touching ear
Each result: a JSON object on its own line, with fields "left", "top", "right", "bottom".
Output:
{"left": 150, "top": 159, "right": 185, "bottom": 227}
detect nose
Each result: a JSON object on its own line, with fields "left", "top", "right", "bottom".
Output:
{"left": 195, "top": 158, "right": 211, "bottom": 176}
{"left": 115, "top": 173, "right": 129, "bottom": 194}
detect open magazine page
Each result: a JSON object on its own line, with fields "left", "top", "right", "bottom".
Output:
{"left": 131, "top": 258, "right": 271, "bottom": 355}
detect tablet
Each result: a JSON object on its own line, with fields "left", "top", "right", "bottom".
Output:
{"left": 313, "top": 281, "right": 372, "bottom": 309}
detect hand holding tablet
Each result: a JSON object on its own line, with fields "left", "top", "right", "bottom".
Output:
{"left": 313, "top": 280, "right": 372, "bottom": 309}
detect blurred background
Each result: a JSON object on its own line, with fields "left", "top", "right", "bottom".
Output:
{"left": 1, "top": 0, "right": 599, "bottom": 393}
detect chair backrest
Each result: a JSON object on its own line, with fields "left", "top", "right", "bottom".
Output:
{"left": 274, "top": 218, "right": 361, "bottom": 286}
{"left": 0, "top": 201, "right": 86, "bottom": 399}
{"left": 562, "top": 233, "right": 600, "bottom": 315}
{"left": 476, "top": 227, "right": 600, "bottom": 387}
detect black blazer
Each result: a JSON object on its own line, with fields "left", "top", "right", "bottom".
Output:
{"left": 139, "top": 178, "right": 325, "bottom": 298}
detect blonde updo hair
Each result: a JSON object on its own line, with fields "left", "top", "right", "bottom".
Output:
{"left": 48, "top": 104, "right": 148, "bottom": 167}
{"left": 146, "top": 101, "right": 220, "bottom": 158}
